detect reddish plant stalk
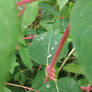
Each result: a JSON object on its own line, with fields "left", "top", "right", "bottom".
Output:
{"left": 24, "top": 35, "right": 35, "bottom": 39}
{"left": 80, "top": 85, "right": 92, "bottom": 92}
{"left": 44, "top": 23, "right": 70, "bottom": 83}
{"left": 59, "top": 17, "right": 64, "bottom": 19}
{"left": 16, "top": 0, "right": 35, "bottom": 6}
{"left": 18, "top": 6, "right": 26, "bottom": 19}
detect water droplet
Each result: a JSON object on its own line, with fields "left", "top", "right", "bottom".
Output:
{"left": 24, "top": 25, "right": 27, "bottom": 29}
{"left": 46, "top": 84, "right": 51, "bottom": 88}
{"left": 51, "top": 47, "right": 54, "bottom": 50}
{"left": 41, "top": 37, "right": 43, "bottom": 40}
{"left": 55, "top": 42, "right": 58, "bottom": 45}
{"left": 37, "top": 39, "right": 40, "bottom": 41}
{"left": 48, "top": 54, "right": 52, "bottom": 58}
{"left": 42, "top": 35, "right": 45, "bottom": 37}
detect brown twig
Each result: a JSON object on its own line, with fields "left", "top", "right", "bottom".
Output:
{"left": 5, "top": 82, "right": 39, "bottom": 92}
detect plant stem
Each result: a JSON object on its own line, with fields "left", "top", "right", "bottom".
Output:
{"left": 58, "top": 47, "right": 75, "bottom": 73}
{"left": 5, "top": 82, "right": 39, "bottom": 92}
{"left": 44, "top": 23, "right": 70, "bottom": 83}
{"left": 48, "top": 23, "right": 70, "bottom": 74}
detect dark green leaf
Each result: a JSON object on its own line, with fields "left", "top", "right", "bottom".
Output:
{"left": 29, "top": 31, "right": 68, "bottom": 65}
{"left": 39, "top": 77, "right": 82, "bottom": 92}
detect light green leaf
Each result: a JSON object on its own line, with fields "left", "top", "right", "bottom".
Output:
{"left": 70, "top": 0, "right": 92, "bottom": 84}
{"left": 5, "top": 87, "right": 12, "bottom": 92}
{"left": 63, "top": 64, "right": 83, "bottom": 74}
{"left": 22, "top": 1, "right": 38, "bottom": 28}
{"left": 57, "top": 0, "right": 68, "bottom": 10}
{"left": 29, "top": 31, "right": 68, "bottom": 65}
{"left": 0, "top": 0, "right": 20, "bottom": 91}
{"left": 9, "top": 54, "right": 19, "bottom": 74}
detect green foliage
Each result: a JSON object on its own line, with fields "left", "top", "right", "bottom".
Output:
{"left": 70, "top": 0, "right": 92, "bottom": 84}
{"left": 1, "top": 0, "right": 92, "bottom": 92}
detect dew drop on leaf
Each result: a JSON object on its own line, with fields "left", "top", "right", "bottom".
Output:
{"left": 24, "top": 25, "right": 27, "bottom": 29}
{"left": 46, "top": 84, "right": 51, "bottom": 88}
{"left": 51, "top": 47, "right": 54, "bottom": 50}
{"left": 55, "top": 42, "right": 58, "bottom": 45}
{"left": 48, "top": 54, "right": 52, "bottom": 58}
{"left": 37, "top": 39, "right": 40, "bottom": 41}
{"left": 41, "top": 37, "right": 43, "bottom": 40}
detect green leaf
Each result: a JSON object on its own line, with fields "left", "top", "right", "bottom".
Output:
{"left": 38, "top": 3, "right": 60, "bottom": 16}
{"left": 29, "top": 31, "right": 68, "bottom": 65}
{"left": 19, "top": 46, "right": 33, "bottom": 70}
{"left": 70, "top": 0, "right": 92, "bottom": 84}
{"left": 0, "top": 0, "right": 20, "bottom": 91}
{"left": 32, "top": 69, "right": 45, "bottom": 89}
{"left": 9, "top": 54, "right": 19, "bottom": 74}
{"left": 57, "top": 0, "right": 68, "bottom": 10}
{"left": 77, "top": 79, "right": 89, "bottom": 87}
{"left": 39, "top": 77, "right": 82, "bottom": 92}
{"left": 63, "top": 64, "right": 83, "bottom": 74}
{"left": 22, "top": 1, "right": 38, "bottom": 28}
{"left": 5, "top": 87, "right": 12, "bottom": 92}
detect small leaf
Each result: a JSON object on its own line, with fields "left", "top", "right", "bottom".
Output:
{"left": 9, "top": 54, "right": 19, "bottom": 74}
{"left": 5, "top": 87, "right": 12, "bottom": 92}
{"left": 63, "top": 63, "right": 83, "bottom": 74}
{"left": 19, "top": 46, "right": 33, "bottom": 70}
{"left": 32, "top": 69, "right": 45, "bottom": 89}
{"left": 22, "top": 1, "right": 38, "bottom": 30}
{"left": 57, "top": 0, "right": 69, "bottom": 10}
{"left": 38, "top": 3, "right": 60, "bottom": 16}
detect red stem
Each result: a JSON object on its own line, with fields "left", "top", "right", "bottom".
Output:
{"left": 16, "top": 0, "right": 35, "bottom": 6}
{"left": 49, "top": 23, "right": 69, "bottom": 73}
{"left": 18, "top": 6, "right": 26, "bottom": 19}
{"left": 44, "top": 23, "right": 70, "bottom": 83}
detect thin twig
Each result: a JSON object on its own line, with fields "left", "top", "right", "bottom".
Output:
{"left": 5, "top": 82, "right": 39, "bottom": 92}
{"left": 58, "top": 47, "right": 75, "bottom": 73}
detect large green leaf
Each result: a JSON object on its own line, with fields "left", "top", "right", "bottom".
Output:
{"left": 70, "top": 0, "right": 92, "bottom": 83}
{"left": 39, "top": 77, "right": 82, "bottom": 92}
{"left": 0, "top": 0, "right": 20, "bottom": 91}
{"left": 29, "top": 31, "right": 68, "bottom": 65}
